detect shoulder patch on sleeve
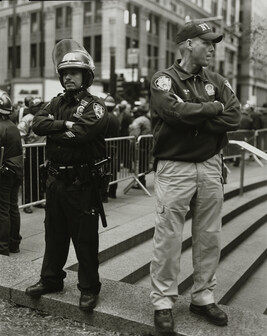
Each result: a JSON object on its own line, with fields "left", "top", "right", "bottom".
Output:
{"left": 93, "top": 103, "right": 105, "bottom": 119}
{"left": 224, "top": 80, "right": 234, "bottom": 93}
{"left": 154, "top": 75, "right": 172, "bottom": 91}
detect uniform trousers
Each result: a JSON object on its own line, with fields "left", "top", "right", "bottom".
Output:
{"left": 41, "top": 174, "right": 101, "bottom": 295}
{"left": 150, "top": 154, "right": 223, "bottom": 310}
{"left": 0, "top": 173, "right": 21, "bottom": 255}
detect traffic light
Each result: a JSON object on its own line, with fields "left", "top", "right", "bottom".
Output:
{"left": 116, "top": 73, "right": 125, "bottom": 98}
{"left": 140, "top": 77, "right": 150, "bottom": 98}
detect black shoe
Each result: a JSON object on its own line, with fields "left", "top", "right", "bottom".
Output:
{"left": 23, "top": 206, "right": 33, "bottom": 214}
{"left": 9, "top": 246, "right": 20, "bottom": 253}
{"left": 79, "top": 293, "right": 98, "bottom": 311}
{"left": 190, "top": 303, "right": 228, "bottom": 326}
{"left": 154, "top": 309, "right": 174, "bottom": 333}
{"left": 25, "top": 280, "right": 63, "bottom": 297}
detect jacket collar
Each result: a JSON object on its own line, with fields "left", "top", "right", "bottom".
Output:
{"left": 173, "top": 60, "right": 207, "bottom": 82}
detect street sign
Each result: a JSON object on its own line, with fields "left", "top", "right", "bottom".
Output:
{"left": 127, "top": 48, "right": 139, "bottom": 65}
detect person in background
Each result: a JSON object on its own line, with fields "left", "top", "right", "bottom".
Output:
{"left": 0, "top": 90, "right": 23, "bottom": 256}
{"left": 17, "top": 98, "right": 46, "bottom": 214}
{"left": 117, "top": 100, "right": 132, "bottom": 137}
{"left": 129, "top": 106, "right": 151, "bottom": 188}
{"left": 150, "top": 21, "right": 240, "bottom": 333}
{"left": 18, "top": 96, "right": 33, "bottom": 123}
{"left": 102, "top": 94, "right": 120, "bottom": 201}
{"left": 25, "top": 39, "right": 109, "bottom": 312}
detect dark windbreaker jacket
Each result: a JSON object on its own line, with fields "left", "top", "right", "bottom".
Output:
{"left": 150, "top": 60, "right": 241, "bottom": 162}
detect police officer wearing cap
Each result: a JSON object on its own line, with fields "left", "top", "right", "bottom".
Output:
{"left": 0, "top": 90, "right": 23, "bottom": 256}
{"left": 25, "top": 39, "right": 109, "bottom": 311}
{"left": 150, "top": 22, "right": 240, "bottom": 332}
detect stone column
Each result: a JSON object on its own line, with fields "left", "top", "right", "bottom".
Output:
{"left": 44, "top": 7, "right": 56, "bottom": 78}
{"left": 71, "top": 2, "right": 83, "bottom": 44}
{"left": 20, "top": 12, "right": 30, "bottom": 78}
{"left": 0, "top": 17, "right": 8, "bottom": 85}
{"left": 101, "top": 0, "right": 127, "bottom": 80}
{"left": 158, "top": 16, "right": 167, "bottom": 70}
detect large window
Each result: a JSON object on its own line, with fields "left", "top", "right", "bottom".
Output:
{"left": 31, "top": 44, "right": 37, "bottom": 68}
{"left": 65, "top": 6, "right": 72, "bottom": 28}
{"left": 31, "top": 12, "right": 39, "bottom": 33}
{"left": 8, "top": 17, "right": 13, "bottom": 36}
{"left": 56, "top": 7, "right": 63, "bottom": 29}
{"left": 8, "top": 15, "right": 21, "bottom": 36}
{"left": 167, "top": 22, "right": 177, "bottom": 41}
{"left": 56, "top": 6, "right": 72, "bottom": 29}
{"left": 83, "top": 36, "right": 91, "bottom": 54}
{"left": 146, "top": 13, "right": 159, "bottom": 35}
{"left": 94, "top": 35, "right": 102, "bottom": 62}
{"left": 95, "top": 0, "right": 102, "bottom": 23}
{"left": 16, "top": 45, "right": 21, "bottom": 69}
{"left": 132, "top": 6, "right": 139, "bottom": 28}
{"left": 84, "top": 2, "right": 92, "bottom": 25}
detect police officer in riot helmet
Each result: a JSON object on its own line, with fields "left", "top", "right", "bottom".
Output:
{"left": 25, "top": 39, "right": 109, "bottom": 311}
{"left": 0, "top": 90, "right": 23, "bottom": 256}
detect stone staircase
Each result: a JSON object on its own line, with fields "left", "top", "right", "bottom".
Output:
{"left": 67, "top": 179, "right": 267, "bottom": 317}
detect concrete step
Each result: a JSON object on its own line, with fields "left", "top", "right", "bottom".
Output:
{"left": 227, "top": 258, "right": 267, "bottom": 314}
{"left": 2, "top": 261, "right": 266, "bottom": 336}
{"left": 181, "top": 220, "right": 267, "bottom": 306}
{"left": 68, "top": 184, "right": 267, "bottom": 274}
{"left": 135, "top": 200, "right": 267, "bottom": 293}
{"left": 113, "top": 190, "right": 267, "bottom": 287}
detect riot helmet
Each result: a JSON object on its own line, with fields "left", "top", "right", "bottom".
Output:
{"left": 52, "top": 39, "right": 95, "bottom": 89}
{"left": 0, "top": 90, "right": 12, "bottom": 114}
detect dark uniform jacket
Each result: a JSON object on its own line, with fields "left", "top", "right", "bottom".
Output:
{"left": 32, "top": 90, "right": 108, "bottom": 165}
{"left": 0, "top": 117, "right": 23, "bottom": 179}
{"left": 150, "top": 60, "right": 241, "bottom": 162}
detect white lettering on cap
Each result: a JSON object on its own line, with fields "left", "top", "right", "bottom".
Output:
{"left": 199, "top": 23, "right": 210, "bottom": 31}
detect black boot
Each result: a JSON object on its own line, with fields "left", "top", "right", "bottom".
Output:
{"left": 190, "top": 303, "right": 228, "bottom": 326}
{"left": 25, "top": 280, "right": 63, "bottom": 297}
{"left": 154, "top": 309, "right": 174, "bottom": 333}
{"left": 79, "top": 293, "right": 98, "bottom": 311}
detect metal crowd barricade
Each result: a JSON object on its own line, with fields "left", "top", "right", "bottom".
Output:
{"left": 255, "top": 128, "right": 267, "bottom": 153}
{"left": 20, "top": 142, "right": 46, "bottom": 209}
{"left": 19, "top": 130, "right": 267, "bottom": 207}
{"left": 105, "top": 135, "right": 136, "bottom": 185}
{"left": 123, "top": 134, "right": 154, "bottom": 196}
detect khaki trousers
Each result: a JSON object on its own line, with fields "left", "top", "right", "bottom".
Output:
{"left": 150, "top": 155, "right": 223, "bottom": 310}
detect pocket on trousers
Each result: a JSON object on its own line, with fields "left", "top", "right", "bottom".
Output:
{"left": 156, "top": 160, "right": 169, "bottom": 175}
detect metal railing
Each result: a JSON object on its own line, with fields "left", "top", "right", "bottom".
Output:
{"left": 20, "top": 143, "right": 46, "bottom": 209}
{"left": 19, "top": 129, "right": 267, "bottom": 207}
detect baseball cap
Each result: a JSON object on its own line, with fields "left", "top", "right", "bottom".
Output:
{"left": 176, "top": 22, "right": 223, "bottom": 44}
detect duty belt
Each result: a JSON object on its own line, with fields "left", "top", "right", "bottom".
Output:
{"left": 48, "top": 163, "right": 89, "bottom": 176}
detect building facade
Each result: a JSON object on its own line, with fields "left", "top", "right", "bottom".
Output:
{"left": 237, "top": 0, "right": 267, "bottom": 106}
{"left": 1, "top": 0, "right": 263, "bottom": 106}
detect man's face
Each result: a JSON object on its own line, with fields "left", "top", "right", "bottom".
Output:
{"left": 62, "top": 68, "right": 83, "bottom": 91}
{"left": 191, "top": 38, "right": 215, "bottom": 67}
